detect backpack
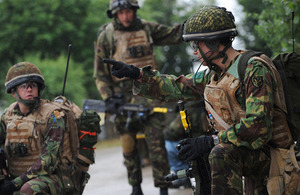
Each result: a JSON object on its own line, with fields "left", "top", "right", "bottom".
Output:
{"left": 52, "top": 96, "right": 101, "bottom": 194}
{"left": 238, "top": 51, "right": 300, "bottom": 141}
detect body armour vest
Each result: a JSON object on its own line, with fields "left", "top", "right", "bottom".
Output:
{"left": 204, "top": 54, "right": 293, "bottom": 148}
{"left": 111, "top": 24, "right": 157, "bottom": 82}
{"left": 4, "top": 100, "right": 75, "bottom": 177}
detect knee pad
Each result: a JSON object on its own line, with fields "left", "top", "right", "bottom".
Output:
{"left": 120, "top": 133, "right": 136, "bottom": 155}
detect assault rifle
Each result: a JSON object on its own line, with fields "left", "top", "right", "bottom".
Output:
{"left": 83, "top": 96, "right": 173, "bottom": 115}
{"left": 165, "top": 100, "right": 211, "bottom": 195}
{"left": 83, "top": 95, "right": 173, "bottom": 129}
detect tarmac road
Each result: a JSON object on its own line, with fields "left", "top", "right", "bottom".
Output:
{"left": 83, "top": 143, "right": 193, "bottom": 195}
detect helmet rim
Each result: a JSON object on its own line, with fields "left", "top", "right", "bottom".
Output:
{"left": 5, "top": 62, "right": 45, "bottom": 93}
{"left": 182, "top": 28, "right": 238, "bottom": 42}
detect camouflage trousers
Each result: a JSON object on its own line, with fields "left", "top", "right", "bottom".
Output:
{"left": 209, "top": 142, "right": 270, "bottom": 195}
{"left": 13, "top": 175, "right": 63, "bottom": 195}
{"left": 115, "top": 112, "right": 170, "bottom": 188}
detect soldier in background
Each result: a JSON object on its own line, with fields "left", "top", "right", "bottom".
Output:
{"left": 93, "top": 0, "right": 182, "bottom": 194}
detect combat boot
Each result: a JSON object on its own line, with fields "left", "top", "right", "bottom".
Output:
{"left": 131, "top": 184, "right": 143, "bottom": 195}
{"left": 160, "top": 187, "right": 168, "bottom": 195}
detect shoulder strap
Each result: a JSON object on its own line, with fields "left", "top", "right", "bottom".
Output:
{"left": 142, "top": 19, "right": 152, "bottom": 38}
{"left": 238, "top": 50, "right": 264, "bottom": 82}
{"left": 237, "top": 50, "right": 264, "bottom": 110}
{"left": 104, "top": 23, "right": 115, "bottom": 57}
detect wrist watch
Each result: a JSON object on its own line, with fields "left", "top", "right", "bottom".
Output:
{"left": 212, "top": 135, "right": 220, "bottom": 145}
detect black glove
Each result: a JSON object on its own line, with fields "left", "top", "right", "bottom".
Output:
{"left": 0, "top": 180, "right": 17, "bottom": 195}
{"left": 178, "top": 136, "right": 214, "bottom": 161}
{"left": 102, "top": 58, "right": 140, "bottom": 79}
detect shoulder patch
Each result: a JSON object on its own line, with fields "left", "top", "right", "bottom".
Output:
{"left": 251, "top": 76, "right": 263, "bottom": 88}
{"left": 53, "top": 110, "right": 64, "bottom": 119}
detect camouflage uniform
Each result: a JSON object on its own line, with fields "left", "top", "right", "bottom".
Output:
{"left": 0, "top": 62, "right": 67, "bottom": 194}
{"left": 102, "top": 6, "right": 294, "bottom": 194}
{"left": 94, "top": 1, "right": 182, "bottom": 190}
{"left": 133, "top": 51, "right": 276, "bottom": 194}
{"left": 0, "top": 62, "right": 97, "bottom": 195}
{"left": 0, "top": 102, "right": 66, "bottom": 194}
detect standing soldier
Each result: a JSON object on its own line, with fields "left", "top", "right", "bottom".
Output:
{"left": 103, "top": 6, "right": 295, "bottom": 194}
{"left": 94, "top": 0, "right": 182, "bottom": 194}
{"left": 0, "top": 62, "right": 100, "bottom": 194}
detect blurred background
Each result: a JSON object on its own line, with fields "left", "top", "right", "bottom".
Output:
{"left": 0, "top": 0, "right": 299, "bottom": 111}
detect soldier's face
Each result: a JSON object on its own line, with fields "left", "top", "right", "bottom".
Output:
{"left": 117, "top": 8, "right": 134, "bottom": 28}
{"left": 13, "top": 82, "right": 39, "bottom": 100}
{"left": 192, "top": 41, "right": 218, "bottom": 66}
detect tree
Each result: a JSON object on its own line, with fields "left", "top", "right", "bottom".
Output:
{"left": 237, "top": 0, "right": 273, "bottom": 56}
{"left": 255, "top": 0, "right": 299, "bottom": 56}
{"left": 0, "top": 0, "right": 107, "bottom": 101}
{"left": 238, "top": 0, "right": 299, "bottom": 56}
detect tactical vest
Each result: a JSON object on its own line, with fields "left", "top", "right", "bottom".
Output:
{"left": 204, "top": 54, "right": 293, "bottom": 148}
{"left": 4, "top": 100, "right": 77, "bottom": 177}
{"left": 105, "top": 23, "right": 158, "bottom": 82}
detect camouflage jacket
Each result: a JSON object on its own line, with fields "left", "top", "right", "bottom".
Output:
{"left": 0, "top": 101, "right": 65, "bottom": 188}
{"left": 94, "top": 17, "right": 182, "bottom": 100}
{"left": 133, "top": 52, "right": 277, "bottom": 150}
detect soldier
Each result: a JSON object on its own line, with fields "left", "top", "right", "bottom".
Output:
{"left": 103, "top": 6, "right": 294, "bottom": 194}
{"left": 94, "top": 0, "right": 182, "bottom": 194}
{"left": 0, "top": 62, "right": 99, "bottom": 194}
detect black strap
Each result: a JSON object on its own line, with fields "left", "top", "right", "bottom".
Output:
{"left": 237, "top": 50, "right": 264, "bottom": 110}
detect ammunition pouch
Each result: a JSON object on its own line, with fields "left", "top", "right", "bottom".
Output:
{"left": 6, "top": 142, "right": 29, "bottom": 157}
{"left": 58, "top": 164, "right": 90, "bottom": 195}
{"left": 127, "top": 44, "right": 152, "bottom": 58}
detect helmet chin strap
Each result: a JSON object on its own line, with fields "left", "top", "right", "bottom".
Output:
{"left": 198, "top": 41, "right": 231, "bottom": 74}
{"left": 14, "top": 90, "right": 41, "bottom": 108}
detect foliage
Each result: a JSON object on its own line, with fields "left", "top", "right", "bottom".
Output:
{"left": 18, "top": 54, "right": 87, "bottom": 107}
{"left": 0, "top": 0, "right": 215, "bottom": 106}
{"left": 237, "top": 0, "right": 273, "bottom": 56}
{"left": 239, "top": 0, "right": 299, "bottom": 57}
{"left": 254, "top": 0, "right": 300, "bottom": 56}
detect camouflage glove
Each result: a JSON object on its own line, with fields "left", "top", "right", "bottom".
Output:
{"left": 0, "top": 180, "right": 17, "bottom": 195}
{"left": 178, "top": 136, "right": 214, "bottom": 161}
{"left": 102, "top": 58, "right": 140, "bottom": 79}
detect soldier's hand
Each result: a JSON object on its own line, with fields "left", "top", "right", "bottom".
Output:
{"left": 102, "top": 59, "right": 141, "bottom": 79}
{"left": 0, "top": 180, "right": 17, "bottom": 195}
{"left": 178, "top": 136, "right": 214, "bottom": 161}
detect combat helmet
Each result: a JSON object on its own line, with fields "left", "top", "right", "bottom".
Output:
{"left": 5, "top": 62, "right": 45, "bottom": 93}
{"left": 182, "top": 6, "right": 238, "bottom": 72}
{"left": 107, "top": 0, "right": 139, "bottom": 18}
{"left": 182, "top": 6, "right": 238, "bottom": 42}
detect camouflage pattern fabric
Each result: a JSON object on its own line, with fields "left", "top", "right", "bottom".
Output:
{"left": 94, "top": 16, "right": 182, "bottom": 188}
{"left": 0, "top": 103, "right": 66, "bottom": 194}
{"left": 114, "top": 98, "right": 170, "bottom": 187}
{"left": 209, "top": 142, "right": 270, "bottom": 194}
{"left": 133, "top": 52, "right": 276, "bottom": 193}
